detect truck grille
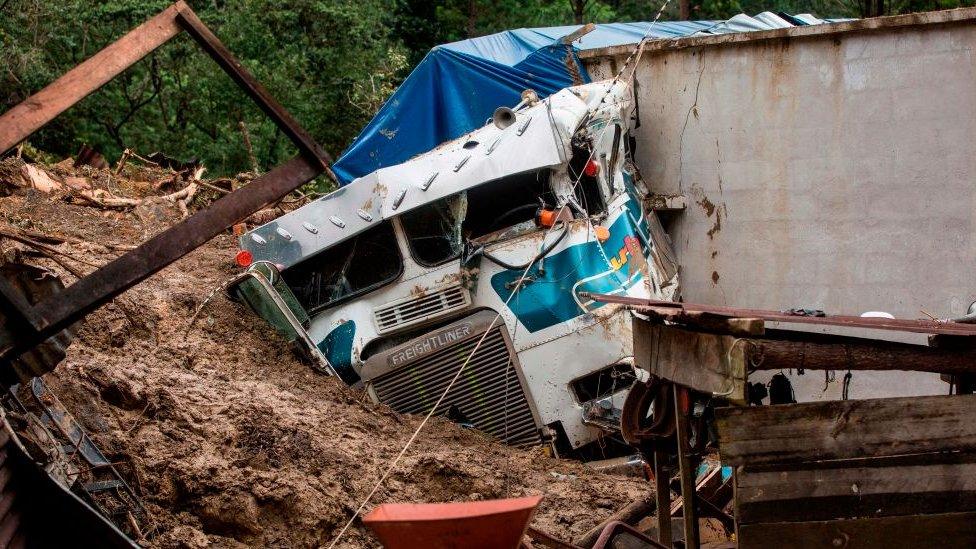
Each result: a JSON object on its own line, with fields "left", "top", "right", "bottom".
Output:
{"left": 369, "top": 320, "right": 541, "bottom": 447}
{"left": 373, "top": 282, "right": 470, "bottom": 334}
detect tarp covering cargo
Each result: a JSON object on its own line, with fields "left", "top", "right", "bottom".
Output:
{"left": 331, "top": 13, "right": 830, "bottom": 185}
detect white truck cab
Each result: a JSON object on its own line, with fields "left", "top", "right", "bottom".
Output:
{"left": 232, "top": 80, "right": 679, "bottom": 455}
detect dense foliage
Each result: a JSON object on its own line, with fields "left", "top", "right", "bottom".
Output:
{"left": 2, "top": 0, "right": 972, "bottom": 179}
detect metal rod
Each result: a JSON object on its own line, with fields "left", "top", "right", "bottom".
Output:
{"left": 4, "top": 156, "right": 321, "bottom": 360}
{"left": 582, "top": 293, "right": 976, "bottom": 337}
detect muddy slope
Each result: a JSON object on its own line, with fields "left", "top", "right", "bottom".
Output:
{"left": 1, "top": 160, "right": 647, "bottom": 548}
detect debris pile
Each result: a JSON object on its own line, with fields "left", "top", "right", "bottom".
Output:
{"left": 0, "top": 157, "right": 648, "bottom": 547}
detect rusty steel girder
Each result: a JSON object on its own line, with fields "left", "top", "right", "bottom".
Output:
{"left": 582, "top": 292, "right": 976, "bottom": 337}
{"left": 0, "top": 2, "right": 334, "bottom": 373}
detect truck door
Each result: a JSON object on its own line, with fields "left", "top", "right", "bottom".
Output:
{"left": 231, "top": 262, "right": 337, "bottom": 376}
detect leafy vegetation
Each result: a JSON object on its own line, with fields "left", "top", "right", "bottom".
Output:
{"left": 2, "top": 0, "right": 971, "bottom": 179}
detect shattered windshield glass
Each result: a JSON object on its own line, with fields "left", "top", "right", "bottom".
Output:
{"left": 282, "top": 221, "right": 402, "bottom": 312}
{"left": 400, "top": 193, "right": 467, "bottom": 266}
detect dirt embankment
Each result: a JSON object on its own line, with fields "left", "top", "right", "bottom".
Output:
{"left": 0, "top": 158, "right": 647, "bottom": 548}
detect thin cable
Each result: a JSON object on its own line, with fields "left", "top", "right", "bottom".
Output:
{"left": 327, "top": 6, "right": 674, "bottom": 544}
{"left": 327, "top": 207, "right": 569, "bottom": 549}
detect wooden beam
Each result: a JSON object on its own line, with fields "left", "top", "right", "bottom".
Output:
{"left": 737, "top": 512, "right": 976, "bottom": 549}
{"left": 0, "top": 2, "right": 185, "bottom": 156}
{"left": 673, "top": 385, "right": 700, "bottom": 549}
{"left": 653, "top": 449, "right": 673, "bottom": 548}
{"left": 640, "top": 308, "right": 764, "bottom": 337}
{"left": 748, "top": 336, "right": 976, "bottom": 375}
{"left": 634, "top": 322, "right": 747, "bottom": 403}
{"left": 716, "top": 394, "right": 976, "bottom": 467}
{"left": 736, "top": 459, "right": 976, "bottom": 523}
{"left": 560, "top": 23, "right": 596, "bottom": 44}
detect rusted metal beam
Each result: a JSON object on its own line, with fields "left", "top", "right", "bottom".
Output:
{"left": 1, "top": 155, "right": 321, "bottom": 359}
{"left": 0, "top": 2, "right": 185, "bottom": 156}
{"left": 173, "top": 6, "right": 337, "bottom": 182}
{"left": 583, "top": 293, "right": 976, "bottom": 337}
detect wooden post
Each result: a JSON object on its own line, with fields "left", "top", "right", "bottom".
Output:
{"left": 674, "top": 385, "right": 700, "bottom": 548}
{"left": 654, "top": 448, "right": 673, "bottom": 547}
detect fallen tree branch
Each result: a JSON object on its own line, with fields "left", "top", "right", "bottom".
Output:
{"left": 0, "top": 228, "right": 102, "bottom": 270}
{"left": 8, "top": 227, "right": 136, "bottom": 252}
{"left": 74, "top": 166, "right": 204, "bottom": 213}
{"left": 195, "top": 179, "right": 231, "bottom": 195}
{"left": 73, "top": 188, "right": 142, "bottom": 209}
{"left": 21, "top": 248, "right": 85, "bottom": 279}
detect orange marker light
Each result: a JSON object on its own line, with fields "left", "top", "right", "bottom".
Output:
{"left": 594, "top": 225, "right": 610, "bottom": 242}
{"left": 537, "top": 209, "right": 557, "bottom": 227}
{"left": 235, "top": 249, "right": 253, "bottom": 267}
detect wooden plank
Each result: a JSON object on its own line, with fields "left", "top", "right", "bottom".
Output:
{"left": 634, "top": 322, "right": 747, "bottom": 403}
{"left": 736, "top": 460, "right": 976, "bottom": 523}
{"left": 0, "top": 2, "right": 185, "bottom": 155}
{"left": 637, "top": 307, "right": 764, "bottom": 337}
{"left": 737, "top": 512, "right": 976, "bottom": 549}
{"left": 716, "top": 394, "right": 976, "bottom": 466}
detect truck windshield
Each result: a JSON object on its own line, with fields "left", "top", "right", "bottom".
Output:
{"left": 282, "top": 221, "right": 402, "bottom": 312}
{"left": 400, "top": 193, "right": 466, "bottom": 266}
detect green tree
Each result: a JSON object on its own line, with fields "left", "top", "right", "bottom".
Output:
{"left": 1, "top": 0, "right": 401, "bottom": 178}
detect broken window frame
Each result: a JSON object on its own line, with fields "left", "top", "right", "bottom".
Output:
{"left": 464, "top": 169, "right": 557, "bottom": 246}
{"left": 230, "top": 263, "right": 336, "bottom": 375}
{"left": 399, "top": 193, "right": 467, "bottom": 267}
{"left": 282, "top": 221, "right": 404, "bottom": 314}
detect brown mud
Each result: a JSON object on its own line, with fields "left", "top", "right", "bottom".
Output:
{"left": 0, "top": 159, "right": 647, "bottom": 548}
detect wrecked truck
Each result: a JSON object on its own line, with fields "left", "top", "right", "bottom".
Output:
{"left": 232, "top": 80, "right": 679, "bottom": 455}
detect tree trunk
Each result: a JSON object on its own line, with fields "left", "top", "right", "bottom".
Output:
{"left": 748, "top": 338, "right": 976, "bottom": 375}
{"left": 862, "top": 0, "right": 885, "bottom": 17}
{"left": 680, "top": 0, "right": 691, "bottom": 20}
{"left": 572, "top": 0, "right": 587, "bottom": 25}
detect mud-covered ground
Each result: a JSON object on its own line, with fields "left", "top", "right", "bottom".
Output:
{"left": 0, "top": 158, "right": 649, "bottom": 548}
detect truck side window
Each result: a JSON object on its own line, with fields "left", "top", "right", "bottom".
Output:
{"left": 568, "top": 136, "right": 607, "bottom": 216}
{"left": 282, "top": 221, "right": 402, "bottom": 313}
{"left": 400, "top": 193, "right": 466, "bottom": 266}
{"left": 463, "top": 169, "right": 555, "bottom": 240}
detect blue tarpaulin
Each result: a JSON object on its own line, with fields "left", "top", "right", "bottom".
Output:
{"left": 332, "top": 15, "right": 827, "bottom": 185}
